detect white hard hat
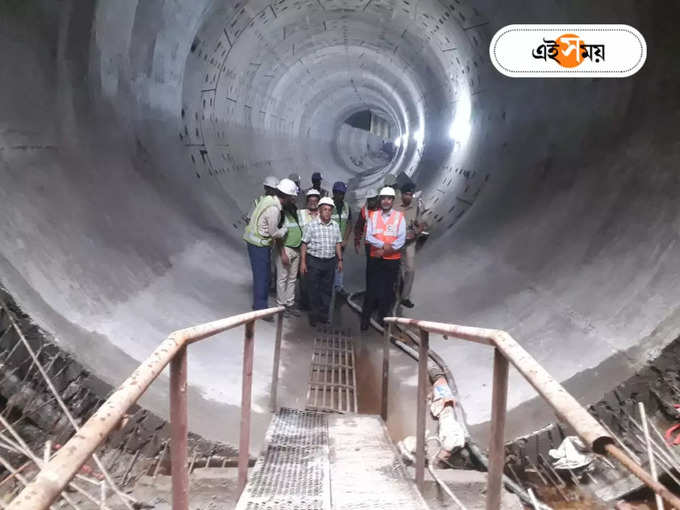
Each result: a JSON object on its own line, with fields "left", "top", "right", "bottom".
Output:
{"left": 318, "top": 197, "right": 335, "bottom": 208}
{"left": 263, "top": 176, "right": 279, "bottom": 188}
{"left": 306, "top": 188, "right": 321, "bottom": 197}
{"left": 379, "top": 186, "right": 396, "bottom": 197}
{"left": 277, "top": 178, "right": 298, "bottom": 196}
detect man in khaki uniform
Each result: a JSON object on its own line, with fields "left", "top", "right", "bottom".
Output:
{"left": 331, "top": 181, "right": 351, "bottom": 295}
{"left": 395, "top": 182, "right": 425, "bottom": 308}
{"left": 275, "top": 199, "right": 303, "bottom": 317}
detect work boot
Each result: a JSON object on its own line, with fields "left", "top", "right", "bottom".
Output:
{"left": 401, "top": 299, "right": 415, "bottom": 308}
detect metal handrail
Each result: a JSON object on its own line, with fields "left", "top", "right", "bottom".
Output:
{"left": 7, "top": 306, "right": 285, "bottom": 510}
{"left": 382, "top": 316, "right": 680, "bottom": 510}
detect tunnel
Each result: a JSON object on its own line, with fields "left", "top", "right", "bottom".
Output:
{"left": 1, "top": 0, "right": 679, "bottom": 455}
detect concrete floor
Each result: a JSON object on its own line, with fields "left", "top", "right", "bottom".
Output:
{"left": 1, "top": 0, "right": 680, "bottom": 452}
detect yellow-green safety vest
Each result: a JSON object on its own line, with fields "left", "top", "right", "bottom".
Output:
{"left": 298, "top": 209, "right": 319, "bottom": 230}
{"left": 283, "top": 211, "right": 302, "bottom": 248}
{"left": 331, "top": 203, "right": 351, "bottom": 238}
{"left": 243, "top": 195, "right": 281, "bottom": 247}
{"left": 246, "top": 194, "right": 265, "bottom": 222}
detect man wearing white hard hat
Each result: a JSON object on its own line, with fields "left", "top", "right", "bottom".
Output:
{"left": 396, "top": 181, "right": 426, "bottom": 308}
{"left": 245, "top": 176, "right": 279, "bottom": 223}
{"left": 243, "top": 178, "right": 298, "bottom": 317}
{"left": 288, "top": 172, "right": 305, "bottom": 208}
{"left": 297, "top": 188, "right": 321, "bottom": 311}
{"left": 354, "top": 188, "right": 379, "bottom": 255}
{"left": 361, "top": 186, "right": 406, "bottom": 331}
{"left": 274, "top": 185, "right": 305, "bottom": 317}
{"left": 298, "top": 189, "right": 321, "bottom": 228}
{"left": 300, "top": 196, "right": 342, "bottom": 326}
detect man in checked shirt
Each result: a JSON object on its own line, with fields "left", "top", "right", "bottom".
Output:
{"left": 300, "top": 197, "right": 343, "bottom": 326}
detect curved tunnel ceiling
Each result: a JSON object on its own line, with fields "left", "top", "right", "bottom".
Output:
{"left": 1, "top": 0, "right": 679, "bottom": 445}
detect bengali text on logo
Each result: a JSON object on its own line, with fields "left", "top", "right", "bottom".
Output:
{"left": 490, "top": 24, "right": 646, "bottom": 78}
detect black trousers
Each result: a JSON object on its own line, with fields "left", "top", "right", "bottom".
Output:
{"left": 362, "top": 257, "right": 400, "bottom": 324}
{"left": 307, "top": 255, "right": 336, "bottom": 323}
{"left": 298, "top": 272, "right": 310, "bottom": 310}
{"left": 364, "top": 244, "right": 371, "bottom": 284}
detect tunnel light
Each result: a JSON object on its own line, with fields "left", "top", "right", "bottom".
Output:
{"left": 394, "top": 133, "right": 408, "bottom": 148}
{"left": 449, "top": 91, "right": 472, "bottom": 145}
{"left": 413, "top": 128, "right": 425, "bottom": 147}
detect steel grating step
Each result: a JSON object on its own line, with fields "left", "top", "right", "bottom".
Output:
{"left": 237, "top": 409, "right": 430, "bottom": 510}
{"left": 236, "top": 408, "right": 331, "bottom": 510}
{"left": 306, "top": 329, "right": 358, "bottom": 414}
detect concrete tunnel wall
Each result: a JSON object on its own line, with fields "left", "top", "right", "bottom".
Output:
{"left": 1, "top": 0, "right": 679, "bottom": 448}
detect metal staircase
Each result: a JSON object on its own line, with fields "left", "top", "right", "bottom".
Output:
{"left": 236, "top": 408, "right": 429, "bottom": 509}
{"left": 238, "top": 327, "right": 428, "bottom": 509}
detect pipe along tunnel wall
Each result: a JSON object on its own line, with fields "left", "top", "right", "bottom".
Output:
{"left": 1, "top": 0, "right": 679, "bottom": 450}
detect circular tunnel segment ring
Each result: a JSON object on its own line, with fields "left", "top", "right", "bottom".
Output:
{"left": 0, "top": 0, "right": 679, "bottom": 456}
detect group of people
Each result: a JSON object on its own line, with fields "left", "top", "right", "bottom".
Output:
{"left": 243, "top": 171, "right": 426, "bottom": 329}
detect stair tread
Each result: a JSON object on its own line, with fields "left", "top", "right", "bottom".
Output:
{"left": 237, "top": 408, "right": 429, "bottom": 509}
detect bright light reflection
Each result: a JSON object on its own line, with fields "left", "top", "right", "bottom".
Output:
{"left": 394, "top": 133, "right": 408, "bottom": 148}
{"left": 449, "top": 91, "right": 472, "bottom": 145}
{"left": 413, "top": 127, "right": 424, "bottom": 147}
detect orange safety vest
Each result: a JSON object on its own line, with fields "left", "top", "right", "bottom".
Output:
{"left": 369, "top": 209, "right": 405, "bottom": 260}
{"left": 360, "top": 206, "right": 379, "bottom": 243}
{"left": 360, "top": 206, "right": 368, "bottom": 239}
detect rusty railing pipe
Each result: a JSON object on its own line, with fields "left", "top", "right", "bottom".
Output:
{"left": 238, "top": 321, "right": 255, "bottom": 496}
{"left": 384, "top": 317, "right": 611, "bottom": 451}
{"left": 381, "top": 323, "right": 391, "bottom": 422}
{"left": 605, "top": 444, "right": 680, "bottom": 509}
{"left": 415, "top": 329, "right": 429, "bottom": 491}
{"left": 383, "top": 316, "right": 680, "bottom": 509}
{"left": 170, "top": 345, "right": 189, "bottom": 510}
{"left": 270, "top": 311, "right": 284, "bottom": 412}
{"left": 486, "top": 349, "right": 509, "bottom": 510}
{"left": 8, "top": 307, "right": 283, "bottom": 510}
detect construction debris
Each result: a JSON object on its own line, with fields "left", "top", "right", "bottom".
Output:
{"left": 431, "top": 377, "right": 465, "bottom": 455}
{"left": 0, "top": 297, "right": 234, "bottom": 508}
{"left": 548, "top": 436, "right": 592, "bottom": 471}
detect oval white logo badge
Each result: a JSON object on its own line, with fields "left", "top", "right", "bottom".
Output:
{"left": 490, "top": 24, "right": 646, "bottom": 78}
